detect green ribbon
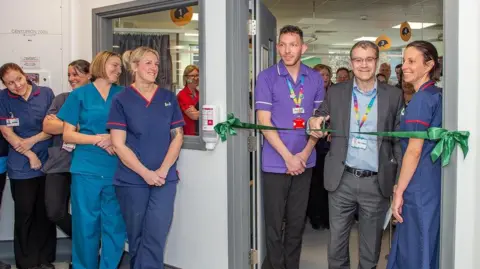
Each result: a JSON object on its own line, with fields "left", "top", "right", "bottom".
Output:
{"left": 214, "top": 113, "right": 470, "bottom": 167}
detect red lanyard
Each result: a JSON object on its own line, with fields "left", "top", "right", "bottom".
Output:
{"left": 419, "top": 81, "right": 435, "bottom": 91}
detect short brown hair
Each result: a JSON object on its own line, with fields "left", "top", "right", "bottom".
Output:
{"left": 90, "top": 51, "right": 121, "bottom": 81}
{"left": 279, "top": 25, "right": 304, "bottom": 42}
{"left": 0, "top": 63, "right": 26, "bottom": 84}
{"left": 350, "top": 41, "right": 379, "bottom": 59}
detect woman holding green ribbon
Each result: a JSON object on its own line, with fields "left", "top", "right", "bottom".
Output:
{"left": 387, "top": 41, "right": 442, "bottom": 269}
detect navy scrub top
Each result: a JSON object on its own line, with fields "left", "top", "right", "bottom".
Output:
{"left": 57, "top": 83, "right": 123, "bottom": 178}
{"left": 0, "top": 84, "right": 54, "bottom": 179}
{"left": 107, "top": 86, "right": 185, "bottom": 186}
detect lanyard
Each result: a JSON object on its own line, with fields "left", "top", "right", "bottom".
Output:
{"left": 419, "top": 81, "right": 435, "bottom": 91}
{"left": 286, "top": 76, "right": 305, "bottom": 107}
{"left": 353, "top": 91, "right": 377, "bottom": 131}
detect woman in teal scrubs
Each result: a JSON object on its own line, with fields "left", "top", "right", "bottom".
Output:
{"left": 57, "top": 51, "right": 126, "bottom": 269}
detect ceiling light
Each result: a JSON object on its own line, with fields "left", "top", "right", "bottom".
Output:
{"left": 353, "top": 36, "right": 377, "bottom": 41}
{"left": 192, "top": 13, "right": 199, "bottom": 21}
{"left": 185, "top": 32, "right": 199, "bottom": 37}
{"left": 392, "top": 22, "right": 436, "bottom": 29}
{"left": 297, "top": 18, "right": 334, "bottom": 25}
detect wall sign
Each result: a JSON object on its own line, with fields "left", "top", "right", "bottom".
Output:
{"left": 400, "top": 22, "right": 412, "bottom": 42}
{"left": 170, "top": 6, "right": 194, "bottom": 26}
{"left": 376, "top": 35, "right": 392, "bottom": 51}
{"left": 20, "top": 56, "right": 41, "bottom": 69}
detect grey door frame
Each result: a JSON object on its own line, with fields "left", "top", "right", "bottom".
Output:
{"left": 92, "top": 0, "right": 251, "bottom": 268}
{"left": 440, "top": 0, "right": 458, "bottom": 268}
{"left": 92, "top": 0, "right": 206, "bottom": 150}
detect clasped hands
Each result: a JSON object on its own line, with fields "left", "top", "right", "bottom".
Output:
{"left": 142, "top": 167, "right": 168, "bottom": 187}
{"left": 95, "top": 134, "right": 115, "bottom": 155}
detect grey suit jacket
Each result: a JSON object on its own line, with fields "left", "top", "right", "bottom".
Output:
{"left": 313, "top": 79, "right": 404, "bottom": 198}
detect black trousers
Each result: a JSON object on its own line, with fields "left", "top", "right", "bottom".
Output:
{"left": 10, "top": 176, "right": 57, "bottom": 269}
{"left": 307, "top": 149, "right": 330, "bottom": 229}
{"left": 45, "top": 172, "right": 72, "bottom": 237}
{"left": 261, "top": 169, "right": 312, "bottom": 269}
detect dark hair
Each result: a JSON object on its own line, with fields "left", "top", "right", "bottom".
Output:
{"left": 0, "top": 63, "right": 26, "bottom": 84}
{"left": 313, "top": 64, "right": 332, "bottom": 77}
{"left": 376, "top": 73, "right": 386, "bottom": 80}
{"left": 69, "top": 59, "right": 90, "bottom": 75}
{"left": 336, "top": 67, "right": 349, "bottom": 75}
{"left": 395, "top": 64, "right": 402, "bottom": 69}
{"left": 350, "top": 41, "right": 379, "bottom": 59}
{"left": 406, "top": 40, "right": 439, "bottom": 81}
{"left": 279, "top": 25, "right": 303, "bottom": 42}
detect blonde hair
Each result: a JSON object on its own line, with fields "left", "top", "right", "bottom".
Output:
{"left": 90, "top": 51, "right": 121, "bottom": 81}
{"left": 122, "top": 47, "right": 160, "bottom": 73}
{"left": 183, "top": 65, "right": 199, "bottom": 86}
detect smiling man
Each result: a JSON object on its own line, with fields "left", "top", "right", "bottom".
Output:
{"left": 254, "top": 25, "right": 325, "bottom": 269}
{"left": 307, "top": 41, "right": 404, "bottom": 269}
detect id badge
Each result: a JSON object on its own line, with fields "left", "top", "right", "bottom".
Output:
{"left": 292, "top": 107, "right": 305, "bottom": 115}
{"left": 351, "top": 136, "right": 367, "bottom": 150}
{"left": 62, "top": 143, "right": 76, "bottom": 152}
{"left": 293, "top": 117, "right": 305, "bottom": 129}
{"left": 6, "top": 118, "right": 19, "bottom": 127}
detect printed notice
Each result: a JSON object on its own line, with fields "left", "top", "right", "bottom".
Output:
{"left": 20, "top": 57, "right": 41, "bottom": 69}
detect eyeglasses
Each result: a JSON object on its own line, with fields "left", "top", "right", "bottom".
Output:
{"left": 351, "top": 57, "right": 377, "bottom": 65}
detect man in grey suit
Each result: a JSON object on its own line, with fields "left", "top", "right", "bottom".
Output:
{"left": 307, "top": 41, "right": 404, "bottom": 269}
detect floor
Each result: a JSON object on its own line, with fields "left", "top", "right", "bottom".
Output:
{"left": 300, "top": 222, "right": 392, "bottom": 269}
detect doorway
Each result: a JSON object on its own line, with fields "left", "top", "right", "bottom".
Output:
{"left": 249, "top": 0, "right": 455, "bottom": 268}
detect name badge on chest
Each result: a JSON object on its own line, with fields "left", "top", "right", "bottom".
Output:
{"left": 351, "top": 136, "right": 367, "bottom": 150}
{"left": 292, "top": 107, "right": 305, "bottom": 115}
{"left": 6, "top": 118, "right": 19, "bottom": 127}
{"left": 62, "top": 143, "right": 76, "bottom": 152}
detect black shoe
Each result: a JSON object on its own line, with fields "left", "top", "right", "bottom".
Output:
{"left": 0, "top": 261, "right": 10, "bottom": 269}
{"left": 39, "top": 263, "right": 55, "bottom": 269}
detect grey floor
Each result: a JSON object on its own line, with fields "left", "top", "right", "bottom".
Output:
{"left": 300, "top": 223, "right": 391, "bottom": 269}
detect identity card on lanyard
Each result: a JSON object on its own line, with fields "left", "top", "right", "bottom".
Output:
{"left": 287, "top": 76, "right": 306, "bottom": 129}
{"left": 351, "top": 92, "right": 376, "bottom": 150}
{"left": 6, "top": 112, "right": 19, "bottom": 127}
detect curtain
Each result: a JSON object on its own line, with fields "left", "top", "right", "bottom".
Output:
{"left": 113, "top": 33, "right": 172, "bottom": 90}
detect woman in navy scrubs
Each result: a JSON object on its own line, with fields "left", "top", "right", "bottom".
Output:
{"left": 0, "top": 63, "right": 56, "bottom": 269}
{"left": 387, "top": 41, "right": 442, "bottom": 269}
{"left": 107, "top": 46, "right": 184, "bottom": 269}
{"left": 57, "top": 51, "right": 126, "bottom": 269}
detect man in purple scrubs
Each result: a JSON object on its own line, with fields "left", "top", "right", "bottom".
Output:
{"left": 255, "top": 25, "right": 325, "bottom": 269}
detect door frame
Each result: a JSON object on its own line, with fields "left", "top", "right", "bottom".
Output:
{"left": 92, "top": 0, "right": 207, "bottom": 151}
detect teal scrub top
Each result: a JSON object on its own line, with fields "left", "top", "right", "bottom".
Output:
{"left": 57, "top": 83, "right": 124, "bottom": 177}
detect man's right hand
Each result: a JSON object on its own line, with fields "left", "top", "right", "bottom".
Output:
{"left": 285, "top": 155, "right": 306, "bottom": 176}
{"left": 309, "top": 115, "right": 330, "bottom": 139}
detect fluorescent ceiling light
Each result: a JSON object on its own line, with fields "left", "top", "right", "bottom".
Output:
{"left": 392, "top": 22, "right": 436, "bottom": 29}
{"left": 185, "top": 32, "right": 198, "bottom": 37}
{"left": 353, "top": 36, "right": 377, "bottom": 41}
{"left": 332, "top": 43, "right": 354, "bottom": 46}
{"left": 297, "top": 18, "right": 334, "bottom": 25}
{"left": 192, "top": 13, "right": 199, "bottom": 21}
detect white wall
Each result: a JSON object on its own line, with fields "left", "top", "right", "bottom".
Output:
{"left": 454, "top": 0, "right": 480, "bottom": 268}
{"left": 165, "top": 0, "right": 229, "bottom": 267}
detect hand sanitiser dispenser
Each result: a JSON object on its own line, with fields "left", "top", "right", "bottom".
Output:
{"left": 201, "top": 105, "right": 220, "bottom": 150}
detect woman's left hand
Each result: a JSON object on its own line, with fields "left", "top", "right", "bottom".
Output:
{"left": 392, "top": 191, "right": 404, "bottom": 223}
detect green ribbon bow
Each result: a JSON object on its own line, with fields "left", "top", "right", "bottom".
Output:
{"left": 214, "top": 113, "right": 470, "bottom": 167}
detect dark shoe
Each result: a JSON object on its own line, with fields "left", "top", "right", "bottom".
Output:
{"left": 69, "top": 263, "right": 72, "bottom": 269}
{"left": 0, "top": 261, "right": 10, "bottom": 269}
{"left": 39, "top": 263, "right": 55, "bottom": 269}
{"left": 311, "top": 222, "right": 321, "bottom": 230}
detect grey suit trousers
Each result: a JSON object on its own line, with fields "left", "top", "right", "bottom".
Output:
{"left": 328, "top": 171, "right": 389, "bottom": 269}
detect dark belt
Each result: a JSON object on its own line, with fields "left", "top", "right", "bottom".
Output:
{"left": 344, "top": 165, "right": 378, "bottom": 178}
